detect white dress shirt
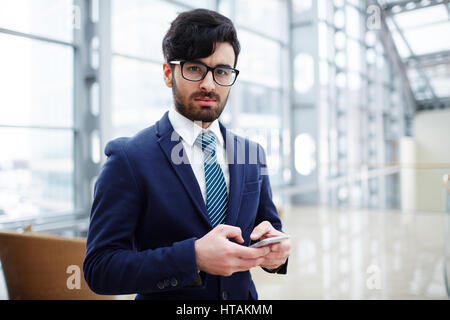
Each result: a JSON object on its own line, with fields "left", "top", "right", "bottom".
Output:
{"left": 168, "top": 105, "right": 230, "bottom": 204}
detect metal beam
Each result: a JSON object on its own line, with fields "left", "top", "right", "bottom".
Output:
{"left": 0, "top": 124, "right": 76, "bottom": 131}
{"left": 404, "top": 50, "right": 450, "bottom": 68}
{"left": 389, "top": 14, "right": 438, "bottom": 103}
{"left": 382, "top": 0, "right": 450, "bottom": 14}
{"left": 112, "top": 52, "right": 164, "bottom": 65}
{"left": 99, "top": 0, "right": 113, "bottom": 153}
{"left": 377, "top": 8, "right": 417, "bottom": 114}
{"left": 73, "top": 0, "right": 101, "bottom": 218}
{"left": 417, "top": 97, "right": 450, "bottom": 110}
{"left": 0, "top": 27, "right": 75, "bottom": 47}
{"left": 237, "top": 24, "right": 289, "bottom": 48}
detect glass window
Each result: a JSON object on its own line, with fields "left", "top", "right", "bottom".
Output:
{"left": 347, "top": 39, "right": 361, "bottom": 73}
{"left": 218, "top": 0, "right": 233, "bottom": 17}
{"left": 176, "top": 0, "right": 215, "bottom": 8}
{"left": 295, "top": 133, "right": 316, "bottom": 176}
{"left": 391, "top": 31, "right": 411, "bottom": 58}
{"left": 0, "top": 33, "right": 73, "bottom": 127}
{"left": 235, "top": 0, "right": 286, "bottom": 41}
{"left": 403, "top": 22, "right": 450, "bottom": 55}
{"left": 294, "top": 53, "right": 315, "bottom": 94}
{"left": 393, "top": 4, "right": 448, "bottom": 29}
{"left": 0, "top": 0, "right": 74, "bottom": 42}
{"left": 0, "top": 128, "right": 74, "bottom": 222}
{"left": 334, "top": 9, "right": 345, "bottom": 29}
{"left": 293, "top": 0, "right": 312, "bottom": 14}
{"left": 407, "top": 69, "right": 433, "bottom": 101}
{"left": 346, "top": 5, "right": 361, "bottom": 40}
{"left": 317, "top": 0, "right": 330, "bottom": 22}
{"left": 348, "top": 73, "right": 361, "bottom": 90}
{"left": 112, "top": 0, "right": 180, "bottom": 61}
{"left": 112, "top": 56, "right": 172, "bottom": 138}
{"left": 237, "top": 82, "right": 281, "bottom": 115}
{"left": 237, "top": 29, "right": 282, "bottom": 88}
{"left": 0, "top": 0, "right": 75, "bottom": 225}
{"left": 318, "top": 22, "right": 329, "bottom": 60}
{"left": 347, "top": 0, "right": 362, "bottom": 9}
{"left": 425, "top": 65, "right": 450, "bottom": 99}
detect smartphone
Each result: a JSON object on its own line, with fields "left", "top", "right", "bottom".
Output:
{"left": 249, "top": 235, "right": 290, "bottom": 248}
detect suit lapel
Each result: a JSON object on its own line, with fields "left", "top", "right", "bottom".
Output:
{"left": 219, "top": 123, "right": 245, "bottom": 228}
{"left": 156, "top": 112, "right": 210, "bottom": 227}
{"left": 156, "top": 111, "right": 246, "bottom": 229}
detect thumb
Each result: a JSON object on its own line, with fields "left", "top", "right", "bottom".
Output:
{"left": 250, "top": 221, "right": 272, "bottom": 240}
{"left": 219, "top": 225, "right": 244, "bottom": 244}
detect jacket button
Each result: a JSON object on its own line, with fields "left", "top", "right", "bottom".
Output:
{"left": 221, "top": 291, "right": 228, "bottom": 300}
{"left": 157, "top": 281, "right": 165, "bottom": 290}
{"left": 164, "top": 279, "right": 170, "bottom": 288}
{"left": 170, "top": 278, "right": 178, "bottom": 287}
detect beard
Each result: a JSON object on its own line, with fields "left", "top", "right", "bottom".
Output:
{"left": 172, "top": 78, "right": 229, "bottom": 123}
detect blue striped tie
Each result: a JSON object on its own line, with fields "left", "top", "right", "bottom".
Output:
{"left": 195, "top": 131, "right": 228, "bottom": 227}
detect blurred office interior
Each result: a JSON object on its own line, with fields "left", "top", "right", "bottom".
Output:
{"left": 0, "top": 0, "right": 449, "bottom": 299}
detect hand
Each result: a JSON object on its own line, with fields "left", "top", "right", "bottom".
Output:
{"left": 195, "top": 224, "right": 271, "bottom": 277}
{"left": 250, "top": 221, "right": 291, "bottom": 270}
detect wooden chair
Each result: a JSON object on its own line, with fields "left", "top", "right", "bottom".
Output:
{"left": 0, "top": 230, "right": 115, "bottom": 300}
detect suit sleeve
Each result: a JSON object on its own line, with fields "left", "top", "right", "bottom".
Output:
{"left": 254, "top": 143, "right": 289, "bottom": 275}
{"left": 83, "top": 139, "right": 200, "bottom": 295}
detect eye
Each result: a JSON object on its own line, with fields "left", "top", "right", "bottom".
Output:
{"left": 216, "top": 68, "right": 229, "bottom": 76}
{"left": 188, "top": 66, "right": 201, "bottom": 72}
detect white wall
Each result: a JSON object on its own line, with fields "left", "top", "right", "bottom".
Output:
{"left": 414, "top": 109, "right": 450, "bottom": 212}
{"left": 399, "top": 136, "right": 417, "bottom": 211}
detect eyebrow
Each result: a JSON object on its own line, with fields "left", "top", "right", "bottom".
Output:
{"left": 192, "top": 60, "right": 233, "bottom": 68}
{"left": 216, "top": 63, "right": 233, "bottom": 68}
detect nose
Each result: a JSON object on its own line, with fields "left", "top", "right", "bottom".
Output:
{"left": 199, "top": 70, "right": 216, "bottom": 92}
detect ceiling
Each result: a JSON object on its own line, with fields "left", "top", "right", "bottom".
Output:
{"left": 378, "top": 0, "right": 450, "bottom": 110}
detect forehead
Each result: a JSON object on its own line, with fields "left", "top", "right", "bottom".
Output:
{"left": 197, "top": 42, "right": 235, "bottom": 66}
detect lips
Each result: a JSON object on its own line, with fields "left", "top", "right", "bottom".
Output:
{"left": 194, "top": 97, "right": 217, "bottom": 107}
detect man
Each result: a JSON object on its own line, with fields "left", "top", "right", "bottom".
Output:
{"left": 83, "top": 8, "right": 290, "bottom": 300}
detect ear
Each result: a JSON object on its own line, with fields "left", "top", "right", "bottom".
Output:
{"left": 163, "top": 62, "right": 173, "bottom": 88}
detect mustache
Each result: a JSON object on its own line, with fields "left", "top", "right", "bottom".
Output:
{"left": 190, "top": 91, "right": 220, "bottom": 101}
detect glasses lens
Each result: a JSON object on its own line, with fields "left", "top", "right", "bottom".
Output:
{"left": 182, "top": 62, "right": 206, "bottom": 81}
{"left": 214, "top": 67, "right": 236, "bottom": 86}
{"left": 181, "top": 61, "right": 238, "bottom": 86}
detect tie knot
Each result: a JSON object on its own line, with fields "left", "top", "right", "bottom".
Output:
{"left": 195, "top": 131, "right": 216, "bottom": 154}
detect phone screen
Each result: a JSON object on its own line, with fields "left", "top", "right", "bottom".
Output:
{"left": 249, "top": 235, "right": 289, "bottom": 248}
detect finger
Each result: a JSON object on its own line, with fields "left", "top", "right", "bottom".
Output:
{"left": 232, "top": 243, "right": 271, "bottom": 259}
{"left": 262, "top": 263, "right": 283, "bottom": 269}
{"left": 270, "top": 241, "right": 285, "bottom": 251}
{"left": 260, "top": 255, "right": 287, "bottom": 269}
{"left": 218, "top": 224, "right": 244, "bottom": 243}
{"left": 234, "top": 257, "right": 266, "bottom": 272}
{"left": 250, "top": 221, "right": 273, "bottom": 240}
{"left": 261, "top": 251, "right": 280, "bottom": 261}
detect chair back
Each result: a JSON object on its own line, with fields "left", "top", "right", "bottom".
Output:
{"left": 0, "top": 231, "right": 114, "bottom": 300}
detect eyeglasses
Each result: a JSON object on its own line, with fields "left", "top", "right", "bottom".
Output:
{"left": 170, "top": 60, "right": 239, "bottom": 86}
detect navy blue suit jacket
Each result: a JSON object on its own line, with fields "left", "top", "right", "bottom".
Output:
{"left": 83, "top": 111, "right": 287, "bottom": 300}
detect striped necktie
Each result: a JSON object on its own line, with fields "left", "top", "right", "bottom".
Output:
{"left": 195, "top": 131, "right": 228, "bottom": 227}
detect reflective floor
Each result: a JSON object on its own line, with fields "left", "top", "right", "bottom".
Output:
{"left": 251, "top": 206, "right": 450, "bottom": 300}
{"left": 0, "top": 206, "right": 448, "bottom": 300}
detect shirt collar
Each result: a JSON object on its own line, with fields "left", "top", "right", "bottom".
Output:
{"left": 168, "top": 105, "right": 224, "bottom": 148}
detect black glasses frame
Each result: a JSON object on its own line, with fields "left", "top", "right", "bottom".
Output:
{"left": 170, "top": 60, "right": 240, "bottom": 87}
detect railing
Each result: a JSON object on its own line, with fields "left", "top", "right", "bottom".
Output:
{"left": 443, "top": 174, "right": 450, "bottom": 297}
{"left": 0, "top": 210, "right": 89, "bottom": 237}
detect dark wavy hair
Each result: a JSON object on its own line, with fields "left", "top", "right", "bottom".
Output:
{"left": 162, "top": 9, "right": 240, "bottom": 67}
